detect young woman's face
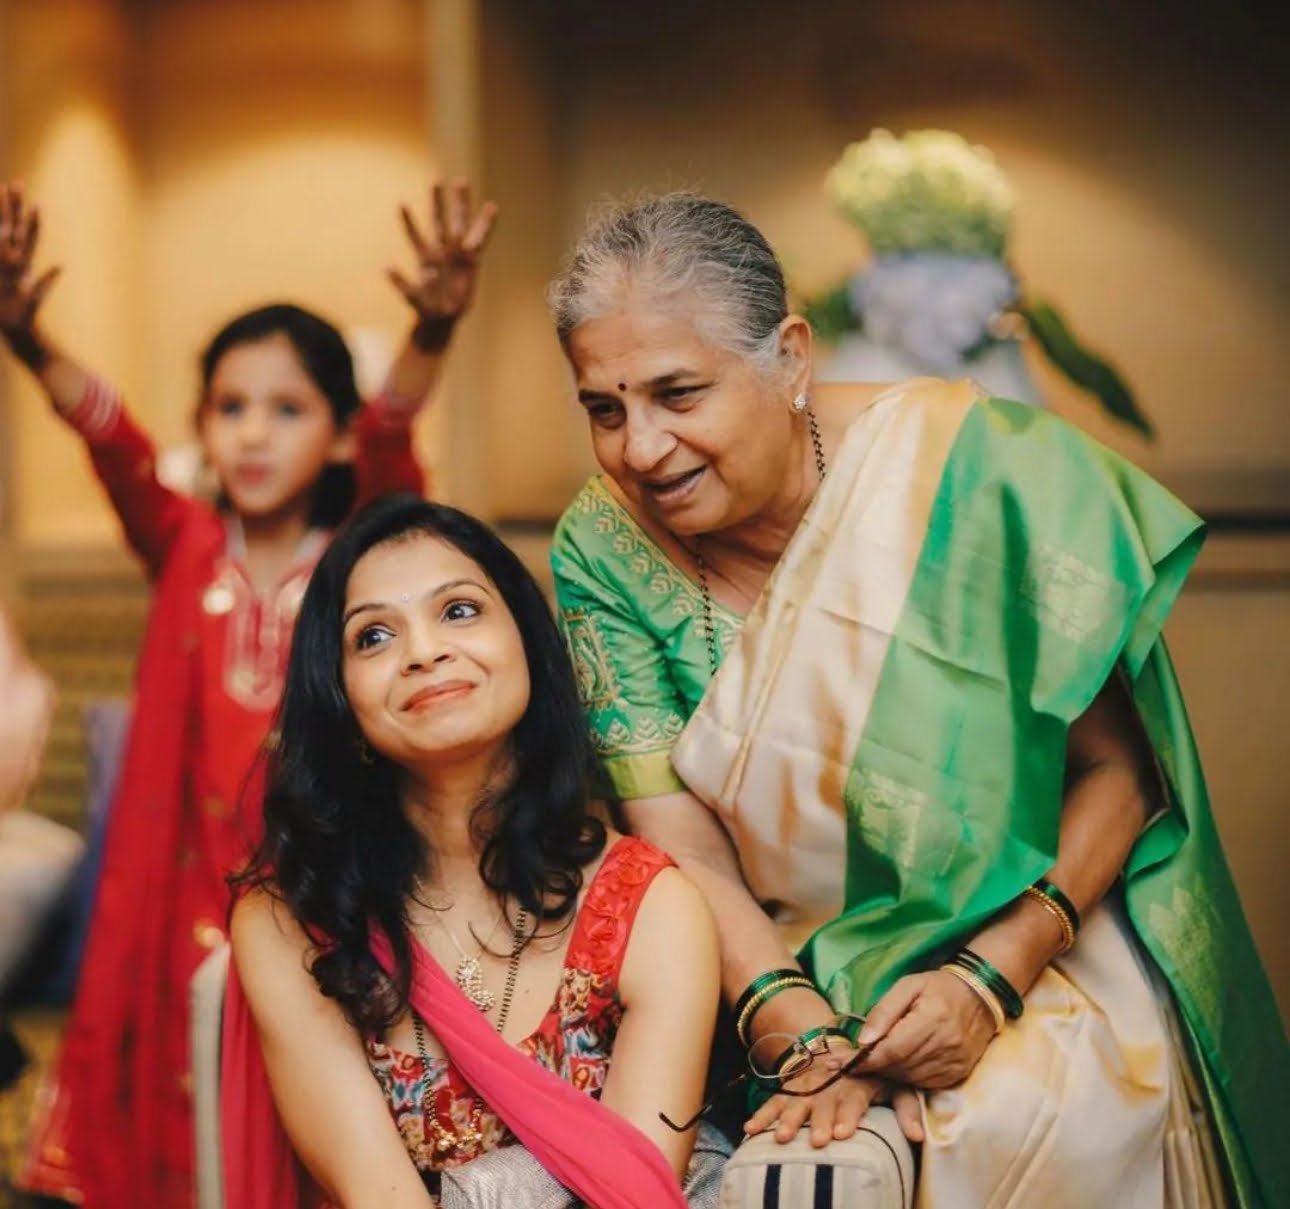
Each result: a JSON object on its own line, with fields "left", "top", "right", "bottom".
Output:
{"left": 566, "top": 298, "right": 797, "bottom": 538}
{"left": 199, "top": 332, "right": 354, "bottom": 523}
{"left": 340, "top": 534, "right": 530, "bottom": 772}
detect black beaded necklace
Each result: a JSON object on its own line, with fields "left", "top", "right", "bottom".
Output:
{"left": 693, "top": 406, "right": 828, "bottom": 673}
{"left": 409, "top": 904, "right": 529, "bottom": 1157}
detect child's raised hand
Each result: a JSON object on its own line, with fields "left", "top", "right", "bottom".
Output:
{"left": 0, "top": 184, "right": 61, "bottom": 336}
{"left": 387, "top": 179, "right": 497, "bottom": 332}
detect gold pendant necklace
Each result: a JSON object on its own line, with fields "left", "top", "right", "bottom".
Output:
{"left": 441, "top": 911, "right": 504, "bottom": 1012}
{"left": 419, "top": 892, "right": 506, "bottom": 1013}
{"left": 450, "top": 953, "right": 495, "bottom": 1013}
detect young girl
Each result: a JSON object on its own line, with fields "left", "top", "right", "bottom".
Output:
{"left": 0, "top": 180, "right": 496, "bottom": 1208}
{"left": 228, "top": 494, "right": 726, "bottom": 1209}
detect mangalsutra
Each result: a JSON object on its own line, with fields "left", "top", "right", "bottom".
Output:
{"left": 410, "top": 902, "right": 529, "bottom": 1154}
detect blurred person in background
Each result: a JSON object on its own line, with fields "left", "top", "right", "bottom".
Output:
{"left": 0, "top": 604, "right": 73, "bottom": 1092}
{"left": 0, "top": 602, "right": 53, "bottom": 814}
{"left": 0, "top": 179, "right": 496, "bottom": 1209}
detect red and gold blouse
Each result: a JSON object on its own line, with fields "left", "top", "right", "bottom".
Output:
{"left": 366, "top": 837, "right": 673, "bottom": 1180}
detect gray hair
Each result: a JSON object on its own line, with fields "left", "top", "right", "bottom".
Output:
{"left": 546, "top": 192, "right": 790, "bottom": 379}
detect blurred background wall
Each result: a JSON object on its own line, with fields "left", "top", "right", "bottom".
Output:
{"left": 0, "top": 0, "right": 434, "bottom": 545}
{"left": 0, "top": 0, "right": 1285, "bottom": 1009}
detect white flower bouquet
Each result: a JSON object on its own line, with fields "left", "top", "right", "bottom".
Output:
{"left": 826, "top": 129, "right": 1014, "bottom": 258}
{"left": 806, "top": 129, "right": 1152, "bottom": 437}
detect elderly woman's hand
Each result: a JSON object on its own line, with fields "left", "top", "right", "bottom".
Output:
{"left": 855, "top": 970, "right": 997, "bottom": 1089}
{"left": 743, "top": 1041, "right": 925, "bottom": 1148}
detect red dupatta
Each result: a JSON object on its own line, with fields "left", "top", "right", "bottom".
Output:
{"left": 221, "top": 930, "right": 688, "bottom": 1209}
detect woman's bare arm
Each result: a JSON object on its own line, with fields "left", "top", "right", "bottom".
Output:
{"left": 230, "top": 892, "right": 435, "bottom": 1209}
{"left": 599, "top": 866, "right": 720, "bottom": 1175}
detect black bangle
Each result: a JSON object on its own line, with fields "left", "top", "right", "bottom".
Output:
{"left": 411, "top": 315, "right": 456, "bottom": 354}
{"left": 4, "top": 327, "right": 50, "bottom": 374}
{"left": 951, "top": 949, "right": 1025, "bottom": 1020}
{"left": 1034, "top": 878, "right": 1081, "bottom": 934}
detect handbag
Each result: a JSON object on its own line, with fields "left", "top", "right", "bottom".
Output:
{"left": 717, "top": 1108, "right": 913, "bottom": 1209}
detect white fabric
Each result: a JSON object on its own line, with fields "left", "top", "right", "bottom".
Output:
{"left": 191, "top": 941, "right": 232, "bottom": 1209}
{"left": 915, "top": 900, "right": 1226, "bottom": 1208}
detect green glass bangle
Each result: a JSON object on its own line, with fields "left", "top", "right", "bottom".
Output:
{"left": 733, "top": 968, "right": 807, "bottom": 1029}
{"left": 1034, "top": 878, "right": 1081, "bottom": 934}
{"left": 952, "top": 949, "right": 1024, "bottom": 1020}
{"left": 826, "top": 1013, "right": 866, "bottom": 1047}
{"left": 770, "top": 1017, "right": 865, "bottom": 1076}
{"left": 797, "top": 1023, "right": 836, "bottom": 1053}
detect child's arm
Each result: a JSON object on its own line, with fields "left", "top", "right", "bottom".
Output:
{"left": 0, "top": 184, "right": 191, "bottom": 578}
{"left": 356, "top": 180, "right": 497, "bottom": 503}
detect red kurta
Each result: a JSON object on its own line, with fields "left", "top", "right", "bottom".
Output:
{"left": 19, "top": 377, "right": 425, "bottom": 1208}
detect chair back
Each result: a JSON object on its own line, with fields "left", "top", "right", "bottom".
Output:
{"left": 191, "top": 941, "right": 232, "bottom": 1209}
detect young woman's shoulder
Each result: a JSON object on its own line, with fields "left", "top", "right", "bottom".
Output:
{"left": 616, "top": 848, "right": 719, "bottom": 1006}
{"left": 229, "top": 887, "right": 318, "bottom": 1014}
{"left": 636, "top": 863, "right": 711, "bottom": 931}
{"left": 230, "top": 884, "right": 301, "bottom": 946}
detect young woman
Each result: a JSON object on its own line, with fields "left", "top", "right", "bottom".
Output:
{"left": 228, "top": 494, "right": 725, "bottom": 1208}
{"left": 0, "top": 180, "right": 495, "bottom": 1207}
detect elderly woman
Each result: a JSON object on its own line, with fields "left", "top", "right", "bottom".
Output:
{"left": 546, "top": 193, "right": 1286, "bottom": 1208}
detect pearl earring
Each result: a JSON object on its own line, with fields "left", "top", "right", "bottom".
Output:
{"left": 790, "top": 392, "right": 809, "bottom": 414}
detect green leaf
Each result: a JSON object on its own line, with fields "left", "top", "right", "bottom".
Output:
{"left": 800, "top": 283, "right": 861, "bottom": 345}
{"left": 1019, "top": 299, "right": 1155, "bottom": 439}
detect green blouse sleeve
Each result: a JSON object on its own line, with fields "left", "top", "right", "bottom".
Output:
{"left": 550, "top": 486, "right": 692, "bottom": 800}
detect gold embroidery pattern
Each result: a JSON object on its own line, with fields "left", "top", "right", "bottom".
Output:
{"left": 573, "top": 480, "right": 713, "bottom": 622}
{"left": 560, "top": 479, "right": 737, "bottom": 762}
{"left": 562, "top": 609, "right": 619, "bottom": 711}
{"left": 558, "top": 604, "right": 689, "bottom": 758}
{"left": 600, "top": 713, "right": 687, "bottom": 757}
{"left": 1145, "top": 878, "right": 1223, "bottom": 1029}
{"left": 201, "top": 795, "right": 230, "bottom": 819}
{"left": 208, "top": 558, "right": 313, "bottom": 711}
{"left": 851, "top": 768, "right": 963, "bottom": 877}
{"left": 1019, "top": 540, "right": 1119, "bottom": 643}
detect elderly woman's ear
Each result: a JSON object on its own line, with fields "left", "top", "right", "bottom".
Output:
{"left": 777, "top": 314, "right": 814, "bottom": 399}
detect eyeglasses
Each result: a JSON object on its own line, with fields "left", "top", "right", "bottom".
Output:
{"left": 659, "top": 1014, "right": 873, "bottom": 1133}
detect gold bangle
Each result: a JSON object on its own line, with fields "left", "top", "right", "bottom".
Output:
{"left": 1023, "top": 886, "right": 1077, "bottom": 953}
{"left": 941, "top": 963, "right": 1006, "bottom": 1036}
{"left": 735, "top": 975, "right": 815, "bottom": 1046}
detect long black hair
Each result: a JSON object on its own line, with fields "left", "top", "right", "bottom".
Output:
{"left": 200, "top": 303, "right": 362, "bottom": 527}
{"left": 238, "top": 493, "right": 606, "bottom": 1030}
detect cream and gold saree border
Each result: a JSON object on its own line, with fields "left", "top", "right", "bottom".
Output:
{"left": 671, "top": 378, "right": 980, "bottom": 937}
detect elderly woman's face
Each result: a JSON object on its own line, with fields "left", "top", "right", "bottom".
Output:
{"left": 566, "top": 301, "right": 792, "bottom": 536}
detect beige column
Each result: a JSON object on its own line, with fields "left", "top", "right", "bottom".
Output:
{"left": 425, "top": 0, "right": 489, "bottom": 514}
